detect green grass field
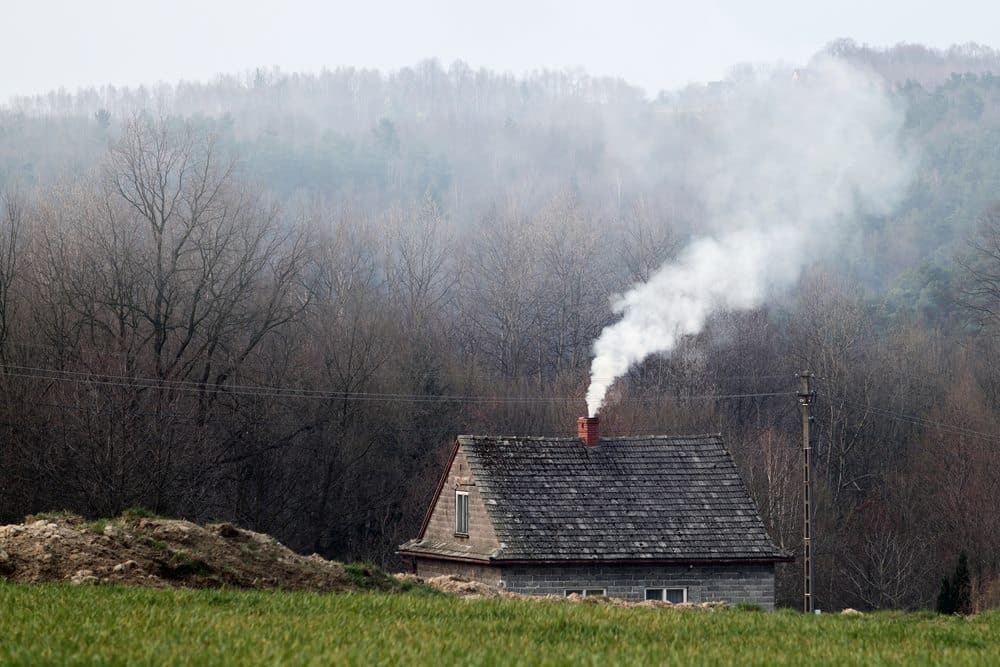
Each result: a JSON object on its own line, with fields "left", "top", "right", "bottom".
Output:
{"left": 1, "top": 584, "right": 998, "bottom": 666}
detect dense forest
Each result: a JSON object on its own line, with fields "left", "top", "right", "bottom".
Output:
{"left": 2, "top": 41, "right": 1000, "bottom": 611}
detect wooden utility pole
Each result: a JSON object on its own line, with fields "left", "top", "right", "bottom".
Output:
{"left": 798, "top": 370, "right": 815, "bottom": 613}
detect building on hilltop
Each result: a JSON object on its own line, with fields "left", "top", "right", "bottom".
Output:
{"left": 399, "top": 417, "right": 791, "bottom": 608}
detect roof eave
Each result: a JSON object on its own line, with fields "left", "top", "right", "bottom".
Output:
{"left": 413, "top": 439, "right": 462, "bottom": 540}
{"left": 398, "top": 551, "right": 794, "bottom": 566}
{"left": 397, "top": 549, "right": 492, "bottom": 564}
{"left": 491, "top": 556, "right": 795, "bottom": 565}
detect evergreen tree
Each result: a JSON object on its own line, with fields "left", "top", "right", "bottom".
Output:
{"left": 936, "top": 575, "right": 953, "bottom": 614}
{"left": 937, "top": 552, "right": 972, "bottom": 614}
{"left": 953, "top": 552, "right": 973, "bottom": 614}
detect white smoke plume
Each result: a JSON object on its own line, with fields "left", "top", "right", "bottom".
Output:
{"left": 586, "top": 57, "right": 912, "bottom": 417}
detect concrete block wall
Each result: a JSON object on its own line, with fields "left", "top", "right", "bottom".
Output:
{"left": 415, "top": 558, "right": 502, "bottom": 587}
{"left": 500, "top": 563, "right": 775, "bottom": 609}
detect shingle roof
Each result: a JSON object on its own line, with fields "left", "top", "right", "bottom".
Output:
{"left": 436, "top": 434, "right": 787, "bottom": 562}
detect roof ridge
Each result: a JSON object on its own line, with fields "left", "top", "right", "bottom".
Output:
{"left": 457, "top": 435, "right": 579, "bottom": 441}
{"left": 603, "top": 433, "right": 723, "bottom": 441}
{"left": 458, "top": 432, "right": 723, "bottom": 441}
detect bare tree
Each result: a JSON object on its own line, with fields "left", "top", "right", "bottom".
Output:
{"left": 0, "top": 189, "right": 24, "bottom": 366}
{"left": 620, "top": 199, "right": 677, "bottom": 284}
{"left": 958, "top": 203, "right": 1000, "bottom": 333}
{"left": 384, "top": 194, "right": 457, "bottom": 344}
{"left": 106, "top": 116, "right": 311, "bottom": 400}
{"left": 535, "top": 193, "right": 613, "bottom": 377}
{"left": 464, "top": 201, "right": 543, "bottom": 378}
{"left": 788, "top": 273, "right": 906, "bottom": 506}
{"left": 21, "top": 115, "right": 312, "bottom": 515}
{"left": 299, "top": 209, "right": 395, "bottom": 556}
{"left": 843, "top": 513, "right": 928, "bottom": 610}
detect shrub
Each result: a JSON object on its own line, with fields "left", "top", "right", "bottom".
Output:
{"left": 84, "top": 519, "right": 112, "bottom": 534}
{"left": 344, "top": 562, "right": 395, "bottom": 590}
{"left": 343, "top": 562, "right": 439, "bottom": 595}
{"left": 25, "top": 511, "right": 82, "bottom": 524}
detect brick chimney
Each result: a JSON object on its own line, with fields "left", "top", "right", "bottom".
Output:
{"left": 577, "top": 416, "right": 600, "bottom": 447}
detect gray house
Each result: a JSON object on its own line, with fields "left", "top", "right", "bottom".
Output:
{"left": 399, "top": 418, "right": 791, "bottom": 608}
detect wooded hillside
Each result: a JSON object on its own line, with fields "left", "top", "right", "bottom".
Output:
{"left": 2, "top": 42, "right": 999, "bottom": 611}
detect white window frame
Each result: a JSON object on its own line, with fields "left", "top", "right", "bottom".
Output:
{"left": 455, "top": 490, "right": 469, "bottom": 536}
{"left": 645, "top": 587, "right": 688, "bottom": 603}
{"left": 564, "top": 589, "right": 606, "bottom": 597}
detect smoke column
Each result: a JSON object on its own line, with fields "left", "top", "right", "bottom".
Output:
{"left": 586, "top": 57, "right": 912, "bottom": 417}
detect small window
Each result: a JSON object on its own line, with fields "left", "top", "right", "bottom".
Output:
{"left": 665, "top": 588, "right": 686, "bottom": 604}
{"left": 455, "top": 491, "right": 469, "bottom": 535}
{"left": 564, "top": 589, "right": 606, "bottom": 597}
{"left": 646, "top": 588, "right": 687, "bottom": 603}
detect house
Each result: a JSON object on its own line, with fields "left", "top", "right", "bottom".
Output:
{"left": 399, "top": 417, "right": 791, "bottom": 608}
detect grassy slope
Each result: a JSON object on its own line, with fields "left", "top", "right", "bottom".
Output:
{"left": 1, "top": 584, "right": 998, "bottom": 666}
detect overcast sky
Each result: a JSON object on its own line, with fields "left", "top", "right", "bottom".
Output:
{"left": 3, "top": 0, "right": 998, "bottom": 102}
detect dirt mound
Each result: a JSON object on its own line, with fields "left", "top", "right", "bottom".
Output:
{"left": 422, "top": 575, "right": 517, "bottom": 599}
{"left": 0, "top": 512, "right": 369, "bottom": 592}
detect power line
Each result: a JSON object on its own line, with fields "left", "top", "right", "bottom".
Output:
{"left": 0, "top": 363, "right": 796, "bottom": 405}
{"left": 37, "top": 365, "right": 995, "bottom": 465}
{"left": 865, "top": 404, "right": 1000, "bottom": 443}
{"left": 814, "top": 389, "right": 1000, "bottom": 444}
{"left": 3, "top": 341, "right": 798, "bottom": 385}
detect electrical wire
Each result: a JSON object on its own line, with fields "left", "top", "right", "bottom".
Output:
{"left": 25, "top": 363, "right": 989, "bottom": 443}
{"left": 814, "top": 390, "right": 1000, "bottom": 444}
{"left": 3, "top": 341, "right": 798, "bottom": 384}
{"left": 0, "top": 364, "right": 797, "bottom": 405}
{"left": 9, "top": 360, "right": 998, "bottom": 448}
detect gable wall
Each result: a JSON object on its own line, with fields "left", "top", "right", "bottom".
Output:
{"left": 421, "top": 444, "right": 500, "bottom": 558}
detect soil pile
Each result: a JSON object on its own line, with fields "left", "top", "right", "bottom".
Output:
{"left": 0, "top": 512, "right": 376, "bottom": 592}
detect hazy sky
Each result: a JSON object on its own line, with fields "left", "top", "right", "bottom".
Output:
{"left": 3, "top": 0, "right": 998, "bottom": 102}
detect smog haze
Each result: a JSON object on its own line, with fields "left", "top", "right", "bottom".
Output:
{"left": 4, "top": 0, "right": 1000, "bottom": 101}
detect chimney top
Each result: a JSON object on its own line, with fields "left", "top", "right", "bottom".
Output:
{"left": 577, "top": 416, "right": 600, "bottom": 447}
